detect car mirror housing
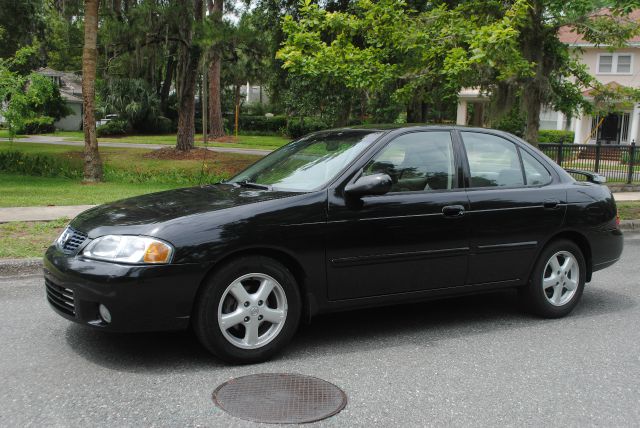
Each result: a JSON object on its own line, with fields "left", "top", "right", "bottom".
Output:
{"left": 345, "top": 173, "right": 393, "bottom": 198}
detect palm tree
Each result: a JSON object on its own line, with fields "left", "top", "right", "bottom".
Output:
{"left": 207, "top": 0, "right": 225, "bottom": 138}
{"left": 82, "top": 0, "right": 102, "bottom": 181}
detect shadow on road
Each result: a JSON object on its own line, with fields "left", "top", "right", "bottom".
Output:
{"left": 65, "top": 285, "right": 635, "bottom": 372}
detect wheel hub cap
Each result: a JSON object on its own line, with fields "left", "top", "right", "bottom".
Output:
{"left": 217, "top": 273, "right": 288, "bottom": 350}
{"left": 542, "top": 250, "right": 579, "bottom": 307}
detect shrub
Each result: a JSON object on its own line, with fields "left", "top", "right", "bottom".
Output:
{"left": 0, "top": 151, "right": 81, "bottom": 179}
{"left": 18, "top": 116, "right": 55, "bottom": 134}
{"left": 620, "top": 150, "right": 640, "bottom": 165}
{"left": 96, "top": 119, "right": 130, "bottom": 137}
{"left": 236, "top": 115, "right": 287, "bottom": 134}
{"left": 538, "top": 130, "right": 575, "bottom": 144}
{"left": 286, "top": 117, "right": 329, "bottom": 139}
{"left": 493, "top": 107, "right": 526, "bottom": 137}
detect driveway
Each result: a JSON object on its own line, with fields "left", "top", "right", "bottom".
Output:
{"left": 1, "top": 234, "right": 639, "bottom": 426}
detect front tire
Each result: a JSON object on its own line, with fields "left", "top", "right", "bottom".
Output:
{"left": 521, "top": 239, "right": 586, "bottom": 318}
{"left": 193, "top": 256, "right": 301, "bottom": 364}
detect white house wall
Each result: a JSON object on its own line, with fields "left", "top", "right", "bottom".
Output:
{"left": 55, "top": 102, "right": 82, "bottom": 131}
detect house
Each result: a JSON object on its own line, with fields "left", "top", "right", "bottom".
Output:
{"left": 456, "top": 10, "right": 640, "bottom": 145}
{"left": 36, "top": 67, "right": 83, "bottom": 131}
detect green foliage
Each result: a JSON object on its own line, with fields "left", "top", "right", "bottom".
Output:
{"left": 18, "top": 116, "right": 55, "bottom": 134}
{"left": 277, "top": 0, "right": 640, "bottom": 136}
{"left": 0, "top": 66, "right": 70, "bottom": 136}
{"left": 237, "top": 115, "right": 287, "bottom": 134}
{"left": 621, "top": 150, "right": 640, "bottom": 165}
{"left": 0, "top": 0, "right": 45, "bottom": 59}
{"left": 286, "top": 117, "right": 329, "bottom": 138}
{"left": 43, "top": 3, "right": 83, "bottom": 71}
{"left": 24, "top": 72, "right": 71, "bottom": 120}
{"left": 493, "top": 106, "right": 526, "bottom": 137}
{"left": 97, "top": 78, "right": 161, "bottom": 132}
{"left": 538, "top": 130, "right": 575, "bottom": 144}
{"left": 0, "top": 151, "right": 81, "bottom": 179}
{"left": 96, "top": 119, "right": 130, "bottom": 137}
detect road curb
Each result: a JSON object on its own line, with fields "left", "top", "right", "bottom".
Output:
{"left": 619, "top": 220, "right": 640, "bottom": 230}
{"left": 0, "top": 258, "right": 42, "bottom": 277}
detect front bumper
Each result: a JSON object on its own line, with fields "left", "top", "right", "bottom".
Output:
{"left": 43, "top": 246, "right": 210, "bottom": 332}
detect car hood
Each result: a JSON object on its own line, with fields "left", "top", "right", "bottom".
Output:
{"left": 70, "top": 184, "right": 299, "bottom": 237}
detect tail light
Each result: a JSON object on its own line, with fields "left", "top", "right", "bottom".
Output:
{"left": 616, "top": 209, "right": 620, "bottom": 226}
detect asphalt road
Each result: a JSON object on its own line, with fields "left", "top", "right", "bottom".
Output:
{"left": 1, "top": 235, "right": 639, "bottom": 427}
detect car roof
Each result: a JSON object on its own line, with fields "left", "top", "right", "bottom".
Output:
{"left": 331, "top": 124, "right": 516, "bottom": 139}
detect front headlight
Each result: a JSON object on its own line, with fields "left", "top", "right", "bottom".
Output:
{"left": 82, "top": 235, "right": 174, "bottom": 264}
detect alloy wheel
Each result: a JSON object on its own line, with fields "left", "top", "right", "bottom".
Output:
{"left": 542, "top": 251, "right": 580, "bottom": 307}
{"left": 217, "top": 273, "right": 288, "bottom": 349}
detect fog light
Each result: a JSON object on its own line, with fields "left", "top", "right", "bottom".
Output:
{"left": 99, "top": 304, "right": 112, "bottom": 324}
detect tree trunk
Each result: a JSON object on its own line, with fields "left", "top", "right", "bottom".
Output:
{"left": 207, "top": 54, "right": 224, "bottom": 137}
{"left": 82, "top": 0, "right": 102, "bottom": 182}
{"left": 521, "top": 0, "right": 544, "bottom": 147}
{"left": 523, "top": 87, "right": 541, "bottom": 147}
{"left": 207, "top": 0, "right": 224, "bottom": 138}
{"left": 175, "top": 0, "right": 202, "bottom": 151}
{"left": 406, "top": 95, "right": 423, "bottom": 123}
{"left": 160, "top": 50, "right": 175, "bottom": 114}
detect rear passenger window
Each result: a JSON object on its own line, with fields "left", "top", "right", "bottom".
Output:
{"left": 520, "top": 149, "right": 552, "bottom": 186}
{"left": 461, "top": 132, "right": 524, "bottom": 188}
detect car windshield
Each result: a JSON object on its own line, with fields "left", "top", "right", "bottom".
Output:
{"left": 228, "top": 130, "right": 383, "bottom": 191}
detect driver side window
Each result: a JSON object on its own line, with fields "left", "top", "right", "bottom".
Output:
{"left": 363, "top": 131, "right": 456, "bottom": 193}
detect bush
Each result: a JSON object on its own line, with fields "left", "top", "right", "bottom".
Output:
{"left": 235, "top": 115, "right": 287, "bottom": 134}
{"left": 621, "top": 150, "right": 640, "bottom": 165}
{"left": 538, "top": 130, "right": 575, "bottom": 144}
{"left": 18, "top": 116, "right": 55, "bottom": 134}
{"left": 286, "top": 117, "right": 329, "bottom": 139}
{"left": 96, "top": 119, "right": 130, "bottom": 137}
{"left": 0, "top": 151, "right": 81, "bottom": 179}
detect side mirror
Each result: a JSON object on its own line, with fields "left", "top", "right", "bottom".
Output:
{"left": 345, "top": 173, "right": 392, "bottom": 197}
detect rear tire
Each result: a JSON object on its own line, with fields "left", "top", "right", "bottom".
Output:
{"left": 193, "top": 256, "right": 301, "bottom": 364}
{"left": 521, "top": 239, "right": 586, "bottom": 318}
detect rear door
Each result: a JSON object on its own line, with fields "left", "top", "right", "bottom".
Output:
{"left": 458, "top": 131, "right": 566, "bottom": 286}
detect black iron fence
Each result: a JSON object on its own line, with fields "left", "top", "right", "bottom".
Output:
{"left": 539, "top": 141, "right": 639, "bottom": 184}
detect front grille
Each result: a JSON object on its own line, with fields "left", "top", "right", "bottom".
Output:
{"left": 45, "top": 279, "right": 75, "bottom": 316}
{"left": 59, "top": 227, "right": 88, "bottom": 255}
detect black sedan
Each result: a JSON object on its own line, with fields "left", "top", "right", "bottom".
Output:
{"left": 44, "top": 126, "right": 623, "bottom": 363}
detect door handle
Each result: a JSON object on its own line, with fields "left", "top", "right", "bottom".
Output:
{"left": 442, "top": 205, "right": 465, "bottom": 218}
{"left": 543, "top": 199, "right": 560, "bottom": 209}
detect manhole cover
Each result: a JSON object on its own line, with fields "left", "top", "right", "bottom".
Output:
{"left": 213, "top": 373, "right": 347, "bottom": 424}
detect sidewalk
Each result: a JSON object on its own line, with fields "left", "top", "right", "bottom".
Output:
{"left": 1, "top": 192, "right": 638, "bottom": 223}
{"left": 0, "top": 205, "right": 96, "bottom": 223}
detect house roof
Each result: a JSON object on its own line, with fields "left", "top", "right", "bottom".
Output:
{"left": 35, "top": 67, "right": 83, "bottom": 104}
{"left": 558, "top": 9, "right": 640, "bottom": 46}
{"left": 581, "top": 81, "right": 627, "bottom": 97}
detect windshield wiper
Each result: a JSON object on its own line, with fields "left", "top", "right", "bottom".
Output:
{"left": 235, "top": 180, "right": 272, "bottom": 190}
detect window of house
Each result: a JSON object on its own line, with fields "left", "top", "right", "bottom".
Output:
{"left": 598, "top": 53, "right": 633, "bottom": 74}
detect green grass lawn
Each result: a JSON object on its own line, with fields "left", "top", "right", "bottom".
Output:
{"left": 0, "top": 218, "right": 68, "bottom": 258}
{"left": 0, "top": 129, "right": 25, "bottom": 139}
{"left": 41, "top": 131, "right": 289, "bottom": 150}
{"left": 0, "top": 141, "right": 261, "bottom": 206}
{"left": 0, "top": 173, "right": 178, "bottom": 207}
{"left": 618, "top": 201, "right": 640, "bottom": 221}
